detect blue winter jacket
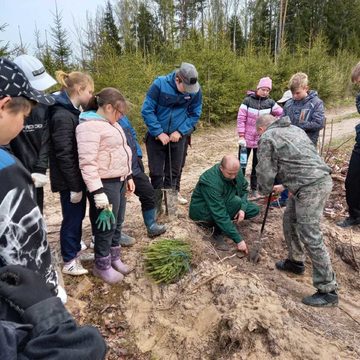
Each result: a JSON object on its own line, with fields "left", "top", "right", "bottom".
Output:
{"left": 284, "top": 90, "right": 325, "bottom": 145}
{"left": 118, "top": 116, "right": 142, "bottom": 176}
{"left": 141, "top": 71, "right": 202, "bottom": 137}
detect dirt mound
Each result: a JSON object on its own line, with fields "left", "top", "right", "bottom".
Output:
{"left": 119, "top": 259, "right": 355, "bottom": 360}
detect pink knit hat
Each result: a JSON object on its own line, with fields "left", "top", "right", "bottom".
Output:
{"left": 257, "top": 77, "right": 272, "bottom": 90}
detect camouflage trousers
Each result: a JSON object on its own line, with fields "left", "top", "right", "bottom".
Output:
{"left": 283, "top": 175, "right": 337, "bottom": 293}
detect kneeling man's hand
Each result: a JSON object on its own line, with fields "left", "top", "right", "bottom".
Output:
{"left": 234, "top": 209, "right": 245, "bottom": 224}
{"left": 237, "top": 241, "right": 248, "bottom": 254}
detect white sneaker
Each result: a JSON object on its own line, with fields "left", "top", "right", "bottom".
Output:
{"left": 62, "top": 258, "right": 89, "bottom": 276}
{"left": 90, "top": 235, "right": 95, "bottom": 249}
{"left": 178, "top": 193, "right": 188, "bottom": 205}
{"left": 80, "top": 240, "right": 87, "bottom": 251}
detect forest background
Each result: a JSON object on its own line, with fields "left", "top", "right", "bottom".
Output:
{"left": 1, "top": 0, "right": 360, "bottom": 137}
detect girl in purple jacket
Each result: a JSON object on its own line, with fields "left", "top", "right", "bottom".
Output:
{"left": 237, "top": 77, "right": 283, "bottom": 198}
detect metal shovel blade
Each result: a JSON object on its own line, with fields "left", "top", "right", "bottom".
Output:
{"left": 163, "top": 189, "right": 178, "bottom": 217}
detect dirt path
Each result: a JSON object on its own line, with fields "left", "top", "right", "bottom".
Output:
{"left": 323, "top": 104, "right": 359, "bottom": 143}
{"left": 44, "top": 105, "right": 360, "bottom": 360}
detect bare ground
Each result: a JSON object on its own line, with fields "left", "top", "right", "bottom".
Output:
{"left": 44, "top": 106, "right": 360, "bottom": 360}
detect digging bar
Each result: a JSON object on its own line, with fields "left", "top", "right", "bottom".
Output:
{"left": 249, "top": 191, "right": 272, "bottom": 263}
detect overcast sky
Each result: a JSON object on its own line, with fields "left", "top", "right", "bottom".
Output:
{"left": 1, "top": 0, "right": 106, "bottom": 55}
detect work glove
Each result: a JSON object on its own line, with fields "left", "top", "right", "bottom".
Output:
{"left": 0, "top": 265, "right": 53, "bottom": 314}
{"left": 96, "top": 205, "right": 115, "bottom": 231}
{"left": 31, "top": 173, "right": 48, "bottom": 188}
{"left": 238, "top": 138, "right": 247, "bottom": 147}
{"left": 94, "top": 192, "right": 109, "bottom": 209}
{"left": 70, "top": 191, "right": 83, "bottom": 204}
{"left": 56, "top": 285, "right": 68, "bottom": 304}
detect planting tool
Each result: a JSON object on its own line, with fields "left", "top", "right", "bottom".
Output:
{"left": 249, "top": 192, "right": 272, "bottom": 263}
{"left": 163, "top": 142, "right": 178, "bottom": 217}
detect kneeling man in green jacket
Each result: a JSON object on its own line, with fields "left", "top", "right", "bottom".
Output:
{"left": 189, "top": 155, "right": 259, "bottom": 253}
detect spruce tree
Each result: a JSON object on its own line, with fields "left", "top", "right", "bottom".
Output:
{"left": 102, "top": 0, "right": 122, "bottom": 55}
{"left": 50, "top": 1, "right": 71, "bottom": 69}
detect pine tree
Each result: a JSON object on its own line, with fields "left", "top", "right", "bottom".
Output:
{"left": 50, "top": 1, "right": 71, "bottom": 69}
{"left": 102, "top": 0, "right": 122, "bottom": 55}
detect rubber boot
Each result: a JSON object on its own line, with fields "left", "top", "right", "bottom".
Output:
{"left": 93, "top": 254, "right": 124, "bottom": 284}
{"left": 110, "top": 246, "right": 131, "bottom": 275}
{"left": 154, "top": 189, "right": 163, "bottom": 217}
{"left": 142, "top": 208, "right": 167, "bottom": 238}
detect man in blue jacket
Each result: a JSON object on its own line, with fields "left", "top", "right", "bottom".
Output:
{"left": 141, "top": 63, "right": 202, "bottom": 213}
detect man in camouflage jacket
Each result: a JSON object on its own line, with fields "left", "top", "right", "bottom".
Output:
{"left": 256, "top": 115, "right": 338, "bottom": 307}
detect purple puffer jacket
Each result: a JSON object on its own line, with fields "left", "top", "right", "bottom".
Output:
{"left": 237, "top": 92, "right": 283, "bottom": 148}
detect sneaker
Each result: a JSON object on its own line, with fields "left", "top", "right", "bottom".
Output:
{"left": 80, "top": 240, "right": 87, "bottom": 251}
{"left": 62, "top": 258, "right": 89, "bottom": 276}
{"left": 119, "top": 232, "right": 136, "bottom": 247}
{"left": 302, "top": 290, "right": 338, "bottom": 307}
{"left": 336, "top": 217, "right": 360, "bottom": 228}
{"left": 275, "top": 259, "right": 305, "bottom": 275}
{"left": 178, "top": 193, "right": 188, "bottom": 205}
{"left": 90, "top": 235, "right": 95, "bottom": 249}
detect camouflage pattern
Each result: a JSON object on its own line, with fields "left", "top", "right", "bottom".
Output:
{"left": 283, "top": 176, "right": 337, "bottom": 292}
{"left": 257, "top": 116, "right": 337, "bottom": 292}
{"left": 256, "top": 116, "right": 331, "bottom": 195}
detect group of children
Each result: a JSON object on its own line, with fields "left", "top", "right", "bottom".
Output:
{"left": 236, "top": 72, "right": 326, "bottom": 205}
{"left": 0, "top": 55, "right": 169, "bottom": 289}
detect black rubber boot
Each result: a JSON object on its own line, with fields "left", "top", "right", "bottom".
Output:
{"left": 336, "top": 217, "right": 360, "bottom": 228}
{"left": 302, "top": 290, "right": 339, "bottom": 307}
{"left": 275, "top": 259, "right": 305, "bottom": 275}
{"left": 154, "top": 189, "right": 163, "bottom": 217}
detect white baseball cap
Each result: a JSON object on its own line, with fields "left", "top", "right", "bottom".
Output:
{"left": 13, "top": 54, "right": 57, "bottom": 91}
{"left": 277, "top": 90, "right": 292, "bottom": 104}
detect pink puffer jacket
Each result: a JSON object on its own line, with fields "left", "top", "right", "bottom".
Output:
{"left": 237, "top": 92, "right": 283, "bottom": 148}
{"left": 76, "top": 112, "right": 132, "bottom": 193}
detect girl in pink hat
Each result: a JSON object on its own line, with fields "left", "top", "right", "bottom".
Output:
{"left": 237, "top": 77, "right": 283, "bottom": 199}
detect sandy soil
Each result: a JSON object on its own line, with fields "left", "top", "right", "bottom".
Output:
{"left": 44, "top": 107, "right": 360, "bottom": 360}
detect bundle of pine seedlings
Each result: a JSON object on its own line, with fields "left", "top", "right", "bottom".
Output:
{"left": 144, "top": 239, "right": 192, "bottom": 284}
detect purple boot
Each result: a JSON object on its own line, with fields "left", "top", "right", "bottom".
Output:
{"left": 93, "top": 254, "right": 124, "bottom": 284}
{"left": 110, "top": 246, "right": 131, "bottom": 275}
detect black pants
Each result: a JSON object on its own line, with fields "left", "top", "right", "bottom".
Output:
{"left": 345, "top": 150, "right": 360, "bottom": 219}
{"left": 88, "top": 179, "right": 123, "bottom": 257}
{"left": 134, "top": 170, "right": 155, "bottom": 211}
{"left": 146, "top": 134, "right": 186, "bottom": 190}
{"left": 176, "top": 135, "right": 190, "bottom": 191}
{"left": 239, "top": 147, "right": 258, "bottom": 191}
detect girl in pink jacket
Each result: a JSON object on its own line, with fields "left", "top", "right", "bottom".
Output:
{"left": 237, "top": 77, "right": 283, "bottom": 198}
{"left": 76, "top": 88, "right": 134, "bottom": 285}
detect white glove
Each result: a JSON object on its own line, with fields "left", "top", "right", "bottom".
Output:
{"left": 238, "top": 138, "right": 247, "bottom": 147}
{"left": 70, "top": 191, "right": 83, "bottom": 204}
{"left": 94, "top": 193, "right": 109, "bottom": 209}
{"left": 31, "top": 173, "right": 48, "bottom": 188}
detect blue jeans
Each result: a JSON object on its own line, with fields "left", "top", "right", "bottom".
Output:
{"left": 59, "top": 190, "right": 86, "bottom": 262}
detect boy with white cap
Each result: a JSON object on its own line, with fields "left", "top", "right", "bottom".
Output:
{"left": 10, "top": 55, "right": 57, "bottom": 213}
